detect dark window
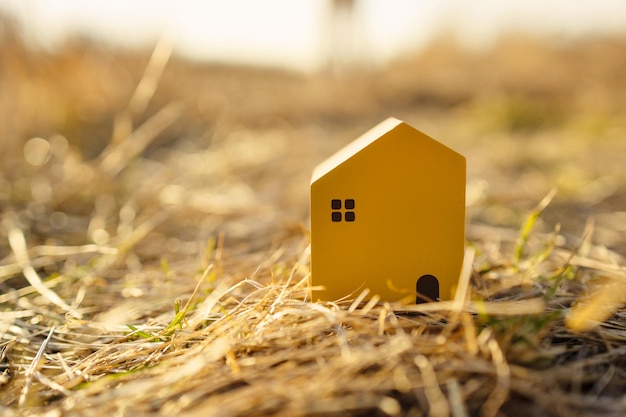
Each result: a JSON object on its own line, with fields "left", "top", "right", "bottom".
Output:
{"left": 331, "top": 198, "right": 356, "bottom": 223}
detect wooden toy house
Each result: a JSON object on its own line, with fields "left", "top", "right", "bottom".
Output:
{"left": 310, "top": 118, "right": 466, "bottom": 303}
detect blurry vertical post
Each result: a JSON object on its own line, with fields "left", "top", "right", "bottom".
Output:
{"left": 326, "top": 0, "right": 365, "bottom": 74}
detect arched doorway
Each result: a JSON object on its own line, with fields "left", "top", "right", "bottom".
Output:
{"left": 416, "top": 274, "right": 439, "bottom": 304}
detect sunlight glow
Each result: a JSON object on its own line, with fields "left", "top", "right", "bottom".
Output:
{"left": 2, "top": 0, "right": 626, "bottom": 71}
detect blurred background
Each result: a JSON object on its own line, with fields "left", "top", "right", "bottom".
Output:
{"left": 3, "top": 0, "right": 626, "bottom": 71}
{"left": 0, "top": 0, "right": 625, "bottom": 266}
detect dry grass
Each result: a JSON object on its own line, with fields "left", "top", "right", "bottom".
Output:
{"left": 1, "top": 19, "right": 625, "bottom": 416}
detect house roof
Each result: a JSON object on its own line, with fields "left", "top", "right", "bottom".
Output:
{"left": 311, "top": 117, "right": 460, "bottom": 184}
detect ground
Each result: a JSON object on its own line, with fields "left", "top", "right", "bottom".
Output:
{"left": 0, "top": 22, "right": 625, "bottom": 417}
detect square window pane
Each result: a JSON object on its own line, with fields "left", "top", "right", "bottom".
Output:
{"left": 331, "top": 212, "right": 342, "bottom": 222}
{"left": 345, "top": 211, "right": 355, "bottom": 222}
{"left": 344, "top": 199, "right": 355, "bottom": 209}
{"left": 331, "top": 199, "right": 342, "bottom": 210}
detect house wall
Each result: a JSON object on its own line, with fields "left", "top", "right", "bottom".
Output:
{"left": 311, "top": 123, "right": 465, "bottom": 303}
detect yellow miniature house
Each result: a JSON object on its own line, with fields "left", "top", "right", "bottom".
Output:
{"left": 310, "top": 118, "right": 466, "bottom": 303}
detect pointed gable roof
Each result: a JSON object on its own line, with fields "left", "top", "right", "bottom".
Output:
{"left": 311, "top": 117, "right": 461, "bottom": 184}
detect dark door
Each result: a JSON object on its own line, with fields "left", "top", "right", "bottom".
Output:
{"left": 416, "top": 274, "right": 439, "bottom": 304}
